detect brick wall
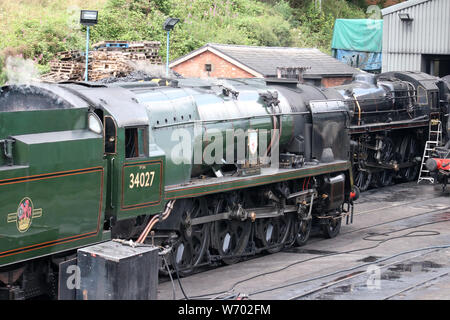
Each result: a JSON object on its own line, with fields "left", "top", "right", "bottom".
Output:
{"left": 172, "top": 50, "right": 353, "bottom": 86}
{"left": 321, "top": 76, "right": 353, "bottom": 88}
{"left": 172, "top": 51, "right": 255, "bottom": 78}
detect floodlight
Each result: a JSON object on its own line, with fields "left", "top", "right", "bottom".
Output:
{"left": 163, "top": 18, "right": 180, "bottom": 31}
{"left": 398, "top": 13, "right": 413, "bottom": 21}
{"left": 80, "top": 10, "right": 98, "bottom": 26}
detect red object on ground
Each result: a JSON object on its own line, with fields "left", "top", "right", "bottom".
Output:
{"left": 426, "top": 158, "right": 450, "bottom": 172}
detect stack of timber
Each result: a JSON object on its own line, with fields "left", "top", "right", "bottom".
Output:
{"left": 41, "top": 41, "right": 162, "bottom": 82}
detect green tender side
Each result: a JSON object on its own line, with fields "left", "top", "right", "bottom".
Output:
{"left": 0, "top": 109, "right": 107, "bottom": 267}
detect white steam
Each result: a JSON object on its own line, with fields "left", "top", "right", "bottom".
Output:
{"left": 127, "top": 60, "right": 176, "bottom": 78}
{"left": 5, "top": 56, "right": 40, "bottom": 85}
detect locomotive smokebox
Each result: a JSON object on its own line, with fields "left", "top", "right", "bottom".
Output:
{"left": 76, "top": 241, "right": 159, "bottom": 300}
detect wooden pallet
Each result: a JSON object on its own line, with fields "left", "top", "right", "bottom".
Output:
{"left": 56, "top": 50, "right": 83, "bottom": 61}
{"left": 42, "top": 40, "right": 163, "bottom": 82}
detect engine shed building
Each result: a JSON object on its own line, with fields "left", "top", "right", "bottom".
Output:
{"left": 382, "top": 0, "right": 450, "bottom": 77}
{"left": 169, "top": 43, "right": 359, "bottom": 87}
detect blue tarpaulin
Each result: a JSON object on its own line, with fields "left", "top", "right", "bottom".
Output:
{"left": 333, "top": 49, "right": 382, "bottom": 71}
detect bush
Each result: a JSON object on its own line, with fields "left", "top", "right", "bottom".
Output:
{"left": 0, "top": 56, "right": 7, "bottom": 85}
{"left": 293, "top": 0, "right": 367, "bottom": 53}
{"left": 88, "top": 0, "right": 297, "bottom": 61}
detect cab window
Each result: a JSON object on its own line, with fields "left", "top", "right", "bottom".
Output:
{"left": 125, "top": 127, "right": 148, "bottom": 158}
{"left": 417, "top": 86, "right": 428, "bottom": 105}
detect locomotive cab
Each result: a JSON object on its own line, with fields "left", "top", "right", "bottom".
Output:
{"left": 61, "top": 84, "right": 167, "bottom": 233}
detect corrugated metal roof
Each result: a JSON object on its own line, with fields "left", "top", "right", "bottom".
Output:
{"left": 381, "top": 0, "right": 431, "bottom": 15}
{"left": 171, "top": 43, "right": 359, "bottom": 78}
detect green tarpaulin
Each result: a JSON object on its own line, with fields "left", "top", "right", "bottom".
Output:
{"left": 332, "top": 19, "right": 383, "bottom": 53}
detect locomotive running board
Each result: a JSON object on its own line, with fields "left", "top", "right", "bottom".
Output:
{"left": 349, "top": 118, "right": 429, "bottom": 134}
{"left": 164, "top": 160, "right": 350, "bottom": 200}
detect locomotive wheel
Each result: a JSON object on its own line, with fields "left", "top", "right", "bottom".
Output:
{"left": 376, "top": 137, "right": 395, "bottom": 187}
{"left": 354, "top": 168, "right": 372, "bottom": 192}
{"left": 295, "top": 216, "right": 312, "bottom": 247}
{"left": 399, "top": 136, "right": 420, "bottom": 182}
{"left": 321, "top": 215, "right": 342, "bottom": 239}
{"left": 256, "top": 214, "right": 294, "bottom": 254}
{"left": 377, "top": 170, "right": 394, "bottom": 187}
{"left": 172, "top": 198, "right": 210, "bottom": 276}
{"left": 211, "top": 196, "right": 251, "bottom": 265}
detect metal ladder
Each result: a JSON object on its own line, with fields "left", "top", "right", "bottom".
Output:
{"left": 417, "top": 119, "right": 442, "bottom": 184}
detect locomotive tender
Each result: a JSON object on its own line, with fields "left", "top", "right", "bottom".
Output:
{"left": 0, "top": 70, "right": 448, "bottom": 299}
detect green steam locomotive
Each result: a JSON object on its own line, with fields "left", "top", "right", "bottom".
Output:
{"left": 0, "top": 78, "right": 355, "bottom": 299}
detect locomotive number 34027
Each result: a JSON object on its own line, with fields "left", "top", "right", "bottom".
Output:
{"left": 129, "top": 171, "right": 155, "bottom": 189}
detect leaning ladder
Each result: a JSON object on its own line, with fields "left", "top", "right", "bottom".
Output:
{"left": 417, "top": 119, "right": 442, "bottom": 184}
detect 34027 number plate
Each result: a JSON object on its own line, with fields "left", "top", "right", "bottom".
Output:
{"left": 129, "top": 171, "right": 155, "bottom": 189}
{"left": 121, "top": 160, "right": 163, "bottom": 210}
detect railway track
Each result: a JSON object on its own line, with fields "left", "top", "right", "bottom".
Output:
{"left": 158, "top": 199, "right": 450, "bottom": 282}
{"left": 156, "top": 182, "right": 450, "bottom": 300}
{"left": 288, "top": 249, "right": 446, "bottom": 300}
{"left": 383, "top": 271, "right": 450, "bottom": 300}
{"left": 169, "top": 212, "right": 449, "bottom": 299}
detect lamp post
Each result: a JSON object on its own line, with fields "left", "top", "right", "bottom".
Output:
{"left": 163, "top": 17, "right": 179, "bottom": 77}
{"left": 80, "top": 10, "right": 98, "bottom": 82}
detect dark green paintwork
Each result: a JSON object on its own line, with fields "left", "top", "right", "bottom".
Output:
{"left": 0, "top": 106, "right": 107, "bottom": 267}
{"left": 164, "top": 161, "right": 351, "bottom": 200}
{"left": 106, "top": 125, "right": 166, "bottom": 221}
{"left": 136, "top": 87, "right": 297, "bottom": 188}
{"left": 121, "top": 160, "right": 163, "bottom": 210}
{"left": 0, "top": 109, "right": 86, "bottom": 138}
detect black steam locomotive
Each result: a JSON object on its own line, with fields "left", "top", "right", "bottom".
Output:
{"left": 332, "top": 72, "right": 450, "bottom": 191}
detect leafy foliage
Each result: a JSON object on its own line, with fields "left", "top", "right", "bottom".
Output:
{"left": 292, "top": 0, "right": 367, "bottom": 53}
{"left": 0, "top": 0, "right": 367, "bottom": 84}
{"left": 0, "top": 56, "right": 6, "bottom": 85}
